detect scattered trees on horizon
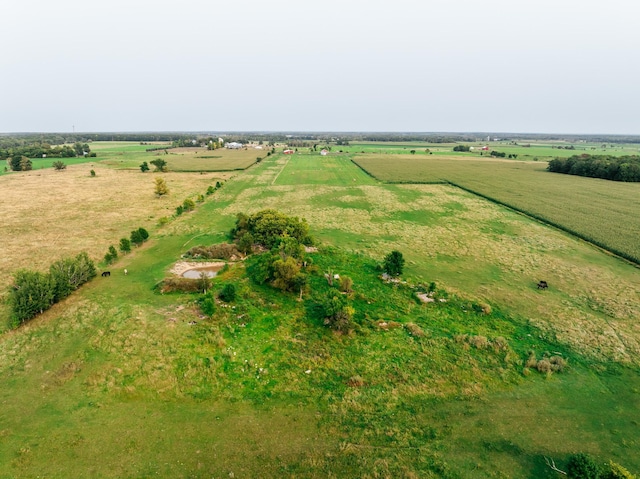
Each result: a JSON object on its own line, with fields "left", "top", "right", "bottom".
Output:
{"left": 547, "top": 154, "right": 640, "bottom": 182}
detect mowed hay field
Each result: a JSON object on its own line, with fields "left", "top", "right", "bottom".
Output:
{"left": 0, "top": 163, "right": 229, "bottom": 310}
{"left": 353, "top": 154, "right": 640, "bottom": 264}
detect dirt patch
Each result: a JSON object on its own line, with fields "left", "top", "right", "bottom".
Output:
{"left": 170, "top": 261, "right": 225, "bottom": 276}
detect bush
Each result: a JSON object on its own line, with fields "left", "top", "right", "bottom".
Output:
{"left": 182, "top": 198, "right": 196, "bottom": 212}
{"left": 119, "top": 238, "right": 131, "bottom": 254}
{"left": 154, "top": 177, "right": 169, "bottom": 196}
{"left": 130, "top": 229, "right": 144, "bottom": 246}
{"left": 104, "top": 245, "right": 118, "bottom": 264}
{"left": 140, "top": 161, "right": 150, "bottom": 172}
{"left": 567, "top": 453, "right": 600, "bottom": 479}
{"left": 158, "top": 277, "right": 206, "bottom": 294}
{"left": 198, "top": 291, "right": 216, "bottom": 317}
{"left": 158, "top": 216, "right": 170, "bottom": 226}
{"left": 49, "top": 252, "right": 96, "bottom": 302}
{"left": 206, "top": 185, "right": 215, "bottom": 195}
{"left": 185, "top": 243, "right": 240, "bottom": 260}
{"left": 338, "top": 275, "right": 353, "bottom": 293}
{"left": 9, "top": 270, "right": 55, "bottom": 325}
{"left": 52, "top": 160, "right": 67, "bottom": 170}
{"left": 383, "top": 250, "right": 405, "bottom": 276}
{"left": 138, "top": 227, "right": 149, "bottom": 241}
{"left": 321, "top": 291, "right": 354, "bottom": 333}
{"left": 602, "top": 461, "right": 637, "bottom": 479}
{"left": 219, "top": 283, "right": 237, "bottom": 302}
{"left": 90, "top": 169, "right": 96, "bottom": 177}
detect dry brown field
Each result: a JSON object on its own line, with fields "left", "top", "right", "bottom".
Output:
{"left": 0, "top": 163, "right": 230, "bottom": 293}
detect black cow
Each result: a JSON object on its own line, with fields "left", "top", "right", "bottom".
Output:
{"left": 537, "top": 280, "right": 548, "bottom": 290}
{"left": 102, "top": 271, "right": 111, "bottom": 277}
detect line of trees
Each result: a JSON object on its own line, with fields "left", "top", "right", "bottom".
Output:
{"left": 547, "top": 154, "right": 640, "bottom": 182}
{"left": 9, "top": 253, "right": 96, "bottom": 327}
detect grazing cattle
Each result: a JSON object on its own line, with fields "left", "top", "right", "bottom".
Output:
{"left": 124, "top": 269, "right": 128, "bottom": 275}
{"left": 537, "top": 280, "right": 548, "bottom": 290}
{"left": 102, "top": 271, "right": 111, "bottom": 277}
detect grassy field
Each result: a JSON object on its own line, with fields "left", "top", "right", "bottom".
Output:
{"left": 353, "top": 154, "right": 640, "bottom": 264}
{"left": 1, "top": 151, "right": 640, "bottom": 477}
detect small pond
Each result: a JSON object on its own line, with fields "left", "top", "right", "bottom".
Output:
{"left": 182, "top": 264, "right": 224, "bottom": 279}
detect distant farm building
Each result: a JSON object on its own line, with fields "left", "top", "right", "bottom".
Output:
{"left": 481, "top": 146, "right": 489, "bottom": 151}
{"left": 320, "top": 149, "right": 328, "bottom": 156}
{"left": 226, "top": 142, "right": 243, "bottom": 149}
{"left": 283, "top": 149, "right": 294, "bottom": 155}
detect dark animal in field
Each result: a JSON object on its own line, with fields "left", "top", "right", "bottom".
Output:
{"left": 537, "top": 280, "right": 548, "bottom": 290}
{"left": 102, "top": 271, "right": 111, "bottom": 277}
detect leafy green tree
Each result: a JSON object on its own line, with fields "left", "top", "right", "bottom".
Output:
{"left": 137, "top": 227, "right": 149, "bottom": 241}
{"left": 10, "top": 155, "right": 22, "bottom": 171}
{"left": 49, "top": 252, "right": 96, "bottom": 302}
{"left": 104, "top": 245, "right": 118, "bottom": 264}
{"left": 53, "top": 160, "right": 67, "bottom": 170}
{"left": 237, "top": 232, "right": 254, "bottom": 254}
{"left": 9, "top": 270, "right": 55, "bottom": 325}
{"left": 272, "top": 256, "right": 301, "bottom": 292}
{"left": 567, "top": 453, "right": 600, "bottom": 479}
{"left": 119, "top": 238, "right": 131, "bottom": 253}
{"left": 140, "top": 161, "right": 150, "bottom": 172}
{"left": 219, "top": 283, "right": 237, "bottom": 302}
{"left": 154, "top": 177, "right": 169, "bottom": 196}
{"left": 383, "top": 250, "right": 405, "bottom": 276}
{"left": 150, "top": 158, "right": 167, "bottom": 172}
{"left": 130, "top": 229, "right": 144, "bottom": 246}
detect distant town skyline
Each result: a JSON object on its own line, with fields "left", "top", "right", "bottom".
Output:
{"left": 2, "top": 0, "right": 639, "bottom": 134}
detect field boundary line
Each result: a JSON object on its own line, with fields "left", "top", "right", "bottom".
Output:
{"left": 271, "top": 155, "right": 290, "bottom": 185}
{"left": 445, "top": 180, "right": 640, "bottom": 267}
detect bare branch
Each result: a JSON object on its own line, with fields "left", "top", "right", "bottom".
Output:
{"left": 545, "top": 457, "right": 567, "bottom": 475}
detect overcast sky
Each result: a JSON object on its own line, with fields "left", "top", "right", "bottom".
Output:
{"left": 1, "top": 0, "right": 639, "bottom": 134}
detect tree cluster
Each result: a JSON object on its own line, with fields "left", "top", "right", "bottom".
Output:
{"left": 453, "top": 145, "right": 471, "bottom": 152}
{"left": 9, "top": 253, "right": 96, "bottom": 326}
{"left": 547, "top": 154, "right": 640, "bottom": 182}
{"left": 490, "top": 150, "right": 506, "bottom": 158}
{"left": 232, "top": 209, "right": 313, "bottom": 249}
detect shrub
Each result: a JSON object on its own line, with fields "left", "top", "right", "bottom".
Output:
{"left": 175, "top": 205, "right": 184, "bottom": 216}
{"left": 52, "top": 160, "right": 66, "bottom": 170}
{"left": 140, "top": 161, "right": 150, "bottom": 172}
{"left": 185, "top": 243, "right": 241, "bottom": 260}
{"left": 218, "top": 283, "right": 237, "bottom": 302}
{"left": 339, "top": 275, "right": 353, "bottom": 293}
{"left": 9, "top": 270, "right": 55, "bottom": 325}
{"left": 549, "top": 355, "right": 567, "bottom": 372}
{"left": 536, "top": 359, "right": 552, "bottom": 373}
{"left": 157, "top": 216, "right": 170, "bottom": 226}
{"left": 567, "top": 453, "right": 600, "bottom": 479}
{"left": 602, "top": 461, "right": 637, "bottom": 479}
{"left": 469, "top": 335, "right": 489, "bottom": 349}
{"left": 383, "top": 250, "right": 405, "bottom": 276}
{"left": 130, "top": 229, "right": 144, "bottom": 246}
{"left": 182, "top": 198, "right": 196, "bottom": 212}
{"left": 150, "top": 158, "right": 167, "bottom": 172}
{"left": 237, "top": 232, "right": 254, "bottom": 255}
{"left": 206, "top": 185, "right": 215, "bottom": 195}
{"left": 20, "top": 157, "right": 33, "bottom": 171}
{"left": 406, "top": 322, "right": 425, "bottom": 337}
{"left": 198, "top": 291, "right": 216, "bottom": 317}
{"left": 158, "top": 277, "right": 205, "bottom": 294}
{"left": 119, "top": 238, "right": 131, "bottom": 254}
{"left": 137, "top": 227, "right": 149, "bottom": 241}
{"left": 104, "top": 245, "right": 118, "bottom": 264}
{"left": 154, "top": 177, "right": 169, "bottom": 196}
{"left": 49, "top": 252, "right": 96, "bottom": 302}
{"left": 90, "top": 169, "right": 96, "bottom": 177}
{"left": 321, "top": 291, "right": 354, "bottom": 333}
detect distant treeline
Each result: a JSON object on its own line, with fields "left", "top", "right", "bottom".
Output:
{"left": 547, "top": 154, "right": 640, "bottom": 182}
{"left": 1, "top": 142, "right": 92, "bottom": 161}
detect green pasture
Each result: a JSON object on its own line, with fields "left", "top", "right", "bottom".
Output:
{"left": 1, "top": 153, "right": 640, "bottom": 477}
{"left": 353, "top": 154, "right": 640, "bottom": 264}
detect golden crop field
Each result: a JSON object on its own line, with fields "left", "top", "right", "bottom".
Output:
{"left": 353, "top": 154, "right": 640, "bottom": 263}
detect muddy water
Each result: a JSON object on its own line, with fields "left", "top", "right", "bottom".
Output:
{"left": 182, "top": 264, "right": 224, "bottom": 279}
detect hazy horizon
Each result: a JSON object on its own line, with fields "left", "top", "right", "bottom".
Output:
{"left": 2, "top": 0, "right": 639, "bottom": 134}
